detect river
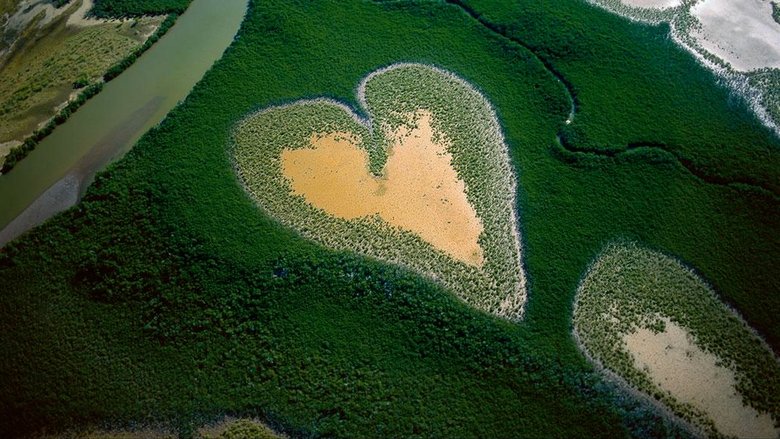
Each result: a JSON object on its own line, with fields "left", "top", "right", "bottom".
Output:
{"left": 0, "top": 0, "right": 248, "bottom": 246}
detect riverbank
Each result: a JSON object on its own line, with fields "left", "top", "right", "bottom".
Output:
{"left": 0, "top": 0, "right": 248, "bottom": 245}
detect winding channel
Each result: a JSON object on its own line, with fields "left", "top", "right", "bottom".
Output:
{"left": 0, "top": 0, "right": 249, "bottom": 246}
{"left": 443, "top": 0, "right": 778, "bottom": 199}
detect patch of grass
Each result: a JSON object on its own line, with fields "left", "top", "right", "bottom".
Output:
{"left": 0, "top": 0, "right": 19, "bottom": 19}
{"left": 203, "top": 419, "right": 283, "bottom": 439}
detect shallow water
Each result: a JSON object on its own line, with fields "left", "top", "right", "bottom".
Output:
{"left": 0, "top": 0, "right": 248, "bottom": 244}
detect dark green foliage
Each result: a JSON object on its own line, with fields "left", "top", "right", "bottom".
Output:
{"left": 72, "top": 75, "right": 90, "bottom": 89}
{"left": 772, "top": 2, "right": 780, "bottom": 25}
{"left": 453, "top": 0, "right": 780, "bottom": 345}
{"left": 90, "top": 0, "right": 190, "bottom": 18}
{"left": 0, "top": 0, "right": 777, "bottom": 437}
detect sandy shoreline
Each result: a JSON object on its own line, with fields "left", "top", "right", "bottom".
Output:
{"left": 0, "top": 172, "right": 80, "bottom": 246}
{"left": 0, "top": 94, "right": 164, "bottom": 247}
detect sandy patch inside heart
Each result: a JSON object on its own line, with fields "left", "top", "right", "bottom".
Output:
{"left": 281, "top": 111, "right": 484, "bottom": 267}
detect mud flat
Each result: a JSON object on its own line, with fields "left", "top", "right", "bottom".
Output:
{"left": 234, "top": 64, "right": 527, "bottom": 319}
{"left": 690, "top": 0, "right": 780, "bottom": 72}
{"left": 573, "top": 243, "right": 780, "bottom": 437}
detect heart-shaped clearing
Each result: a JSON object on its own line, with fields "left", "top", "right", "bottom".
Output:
{"left": 232, "top": 64, "right": 526, "bottom": 319}
{"left": 281, "top": 111, "right": 484, "bottom": 267}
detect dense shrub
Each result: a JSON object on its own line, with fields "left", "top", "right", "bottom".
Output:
{"left": 90, "top": 0, "right": 190, "bottom": 18}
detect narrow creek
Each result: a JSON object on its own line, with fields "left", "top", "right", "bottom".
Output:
{"left": 0, "top": 0, "right": 249, "bottom": 245}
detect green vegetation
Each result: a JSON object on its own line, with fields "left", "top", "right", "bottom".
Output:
{"left": 234, "top": 64, "right": 526, "bottom": 320}
{"left": 773, "top": 2, "right": 780, "bottom": 25}
{"left": 587, "top": 0, "right": 780, "bottom": 137}
{"left": 0, "top": 0, "right": 19, "bottom": 19}
{"left": 573, "top": 243, "right": 780, "bottom": 436}
{"left": 0, "top": 0, "right": 778, "bottom": 437}
{"left": 2, "top": 82, "right": 103, "bottom": 171}
{"left": 749, "top": 68, "right": 780, "bottom": 134}
{"left": 450, "top": 0, "right": 779, "bottom": 345}
{"left": 91, "top": 0, "right": 190, "bottom": 18}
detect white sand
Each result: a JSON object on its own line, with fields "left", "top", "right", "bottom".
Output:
{"left": 619, "top": 0, "right": 682, "bottom": 9}
{"left": 282, "top": 111, "right": 485, "bottom": 267}
{"left": 624, "top": 319, "right": 778, "bottom": 438}
{"left": 2, "top": 0, "right": 121, "bottom": 31}
{"left": 691, "top": 0, "right": 780, "bottom": 71}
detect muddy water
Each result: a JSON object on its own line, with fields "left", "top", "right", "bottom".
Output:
{"left": 624, "top": 319, "right": 778, "bottom": 438}
{"left": 281, "top": 112, "right": 485, "bottom": 267}
{"left": 0, "top": 0, "right": 248, "bottom": 245}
